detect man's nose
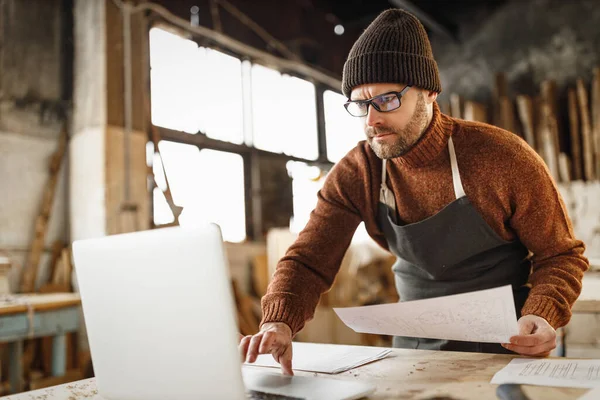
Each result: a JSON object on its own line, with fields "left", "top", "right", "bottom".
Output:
{"left": 365, "top": 105, "right": 384, "bottom": 127}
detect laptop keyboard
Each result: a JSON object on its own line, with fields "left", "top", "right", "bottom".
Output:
{"left": 246, "top": 390, "right": 305, "bottom": 400}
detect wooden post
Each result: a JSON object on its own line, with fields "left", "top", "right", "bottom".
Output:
{"left": 8, "top": 340, "right": 23, "bottom": 393}
{"left": 51, "top": 334, "right": 67, "bottom": 377}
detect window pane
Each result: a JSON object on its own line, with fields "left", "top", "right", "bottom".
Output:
{"left": 323, "top": 90, "right": 364, "bottom": 163}
{"left": 185, "top": 149, "right": 246, "bottom": 243}
{"left": 153, "top": 187, "right": 174, "bottom": 225}
{"left": 251, "top": 64, "right": 284, "bottom": 154}
{"left": 286, "top": 161, "right": 324, "bottom": 233}
{"left": 156, "top": 141, "right": 246, "bottom": 242}
{"left": 200, "top": 48, "right": 244, "bottom": 144}
{"left": 150, "top": 28, "right": 244, "bottom": 144}
{"left": 282, "top": 75, "right": 318, "bottom": 160}
{"left": 149, "top": 28, "right": 202, "bottom": 133}
{"left": 251, "top": 64, "right": 318, "bottom": 160}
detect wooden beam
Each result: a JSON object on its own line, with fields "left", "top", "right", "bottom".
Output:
{"left": 136, "top": 3, "right": 342, "bottom": 90}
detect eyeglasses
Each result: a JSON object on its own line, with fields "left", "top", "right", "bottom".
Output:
{"left": 344, "top": 85, "right": 412, "bottom": 117}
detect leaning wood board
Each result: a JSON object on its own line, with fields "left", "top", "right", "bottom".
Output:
{"left": 21, "top": 127, "right": 67, "bottom": 293}
{"left": 577, "top": 79, "right": 595, "bottom": 181}
{"left": 568, "top": 88, "right": 583, "bottom": 180}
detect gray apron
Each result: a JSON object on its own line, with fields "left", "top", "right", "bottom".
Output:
{"left": 377, "top": 137, "right": 530, "bottom": 353}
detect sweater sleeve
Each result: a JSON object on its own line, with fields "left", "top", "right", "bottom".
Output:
{"left": 260, "top": 151, "right": 367, "bottom": 335}
{"left": 507, "top": 142, "right": 589, "bottom": 328}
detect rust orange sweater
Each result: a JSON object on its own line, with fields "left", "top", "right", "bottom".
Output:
{"left": 261, "top": 102, "right": 589, "bottom": 335}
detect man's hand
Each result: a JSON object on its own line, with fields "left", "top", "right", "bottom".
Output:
{"left": 239, "top": 322, "right": 294, "bottom": 376}
{"left": 502, "top": 314, "right": 557, "bottom": 357}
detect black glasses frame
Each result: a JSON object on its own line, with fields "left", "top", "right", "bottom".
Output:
{"left": 344, "top": 85, "right": 412, "bottom": 117}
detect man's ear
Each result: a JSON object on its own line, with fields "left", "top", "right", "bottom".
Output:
{"left": 425, "top": 90, "right": 438, "bottom": 104}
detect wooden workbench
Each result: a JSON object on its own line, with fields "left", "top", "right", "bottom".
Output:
{"left": 0, "top": 293, "right": 81, "bottom": 394}
{"left": 2, "top": 344, "right": 592, "bottom": 399}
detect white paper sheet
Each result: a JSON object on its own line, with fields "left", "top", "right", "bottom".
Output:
{"left": 333, "top": 285, "right": 518, "bottom": 343}
{"left": 491, "top": 358, "right": 600, "bottom": 389}
{"left": 245, "top": 342, "right": 391, "bottom": 374}
{"left": 579, "top": 387, "right": 600, "bottom": 400}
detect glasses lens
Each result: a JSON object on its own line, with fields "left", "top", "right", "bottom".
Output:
{"left": 345, "top": 101, "right": 368, "bottom": 116}
{"left": 372, "top": 93, "right": 400, "bottom": 112}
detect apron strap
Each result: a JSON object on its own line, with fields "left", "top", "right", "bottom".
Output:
{"left": 448, "top": 137, "right": 466, "bottom": 199}
{"left": 380, "top": 159, "right": 397, "bottom": 212}
{"left": 380, "top": 136, "right": 465, "bottom": 212}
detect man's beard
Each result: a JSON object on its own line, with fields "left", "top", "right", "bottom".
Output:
{"left": 366, "top": 93, "right": 428, "bottom": 159}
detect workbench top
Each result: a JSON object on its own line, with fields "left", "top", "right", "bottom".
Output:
{"left": 2, "top": 344, "right": 592, "bottom": 400}
{"left": 0, "top": 293, "right": 81, "bottom": 315}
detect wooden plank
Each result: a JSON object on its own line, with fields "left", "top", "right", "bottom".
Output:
{"left": 463, "top": 101, "right": 487, "bottom": 123}
{"left": 449, "top": 93, "right": 461, "bottom": 119}
{"left": 568, "top": 88, "right": 583, "bottom": 180}
{"left": 493, "top": 72, "right": 508, "bottom": 127}
{"left": 576, "top": 79, "right": 595, "bottom": 181}
{"left": 541, "top": 80, "right": 563, "bottom": 153}
{"left": 516, "top": 95, "right": 536, "bottom": 150}
{"left": 499, "top": 96, "right": 521, "bottom": 137}
{"left": 558, "top": 153, "right": 571, "bottom": 183}
{"left": 0, "top": 294, "right": 81, "bottom": 316}
{"left": 252, "top": 253, "right": 269, "bottom": 297}
{"left": 21, "top": 127, "right": 68, "bottom": 293}
{"left": 537, "top": 102, "right": 560, "bottom": 181}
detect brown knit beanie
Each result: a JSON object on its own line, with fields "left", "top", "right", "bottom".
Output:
{"left": 342, "top": 9, "right": 442, "bottom": 98}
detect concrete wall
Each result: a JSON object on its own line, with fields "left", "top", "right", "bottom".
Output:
{"left": 431, "top": 0, "right": 600, "bottom": 104}
{"left": 0, "top": 0, "right": 69, "bottom": 291}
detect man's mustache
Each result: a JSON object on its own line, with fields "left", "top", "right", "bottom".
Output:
{"left": 367, "top": 126, "right": 397, "bottom": 138}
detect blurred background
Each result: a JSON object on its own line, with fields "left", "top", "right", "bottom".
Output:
{"left": 0, "top": 0, "right": 599, "bottom": 395}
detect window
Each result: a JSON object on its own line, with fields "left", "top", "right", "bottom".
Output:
{"left": 323, "top": 90, "right": 364, "bottom": 163}
{"left": 152, "top": 141, "right": 246, "bottom": 242}
{"left": 251, "top": 64, "right": 319, "bottom": 160}
{"left": 150, "top": 28, "right": 244, "bottom": 143}
{"left": 198, "top": 48, "right": 244, "bottom": 144}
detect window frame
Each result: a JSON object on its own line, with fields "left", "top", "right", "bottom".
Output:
{"left": 147, "top": 21, "right": 339, "bottom": 240}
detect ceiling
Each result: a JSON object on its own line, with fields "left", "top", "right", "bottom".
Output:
{"left": 152, "top": 0, "right": 508, "bottom": 80}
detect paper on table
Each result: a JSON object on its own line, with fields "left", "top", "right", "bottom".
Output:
{"left": 333, "top": 285, "right": 518, "bottom": 343}
{"left": 245, "top": 342, "right": 391, "bottom": 374}
{"left": 579, "top": 387, "right": 600, "bottom": 400}
{"left": 491, "top": 358, "right": 600, "bottom": 389}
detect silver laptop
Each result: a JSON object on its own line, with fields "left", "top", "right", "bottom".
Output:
{"left": 72, "top": 224, "right": 375, "bottom": 400}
